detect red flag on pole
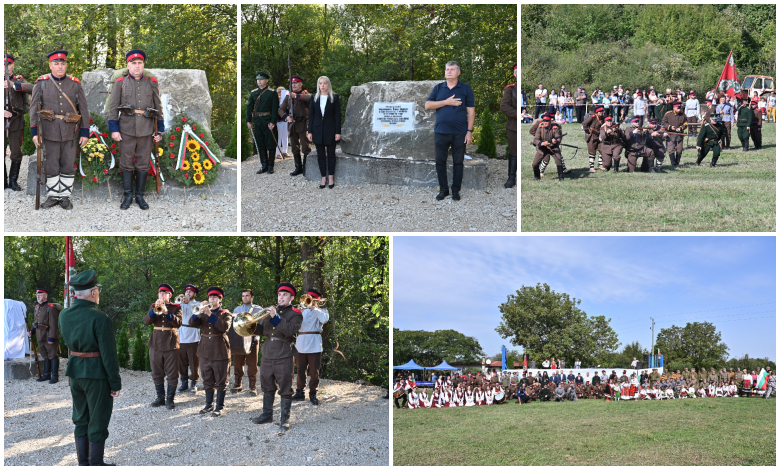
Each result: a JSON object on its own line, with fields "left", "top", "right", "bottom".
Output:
{"left": 717, "top": 51, "right": 742, "bottom": 97}
{"left": 65, "top": 236, "right": 76, "bottom": 308}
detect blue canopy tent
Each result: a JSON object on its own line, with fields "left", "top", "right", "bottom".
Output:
{"left": 393, "top": 359, "right": 424, "bottom": 370}
{"left": 429, "top": 360, "right": 459, "bottom": 371}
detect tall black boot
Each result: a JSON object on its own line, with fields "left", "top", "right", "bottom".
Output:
{"left": 279, "top": 397, "right": 292, "bottom": 432}
{"left": 556, "top": 165, "right": 564, "bottom": 181}
{"left": 166, "top": 384, "right": 176, "bottom": 410}
{"left": 177, "top": 379, "right": 189, "bottom": 393}
{"left": 200, "top": 389, "right": 215, "bottom": 414}
{"left": 212, "top": 390, "right": 226, "bottom": 416}
{"left": 613, "top": 160, "right": 619, "bottom": 173}
{"left": 88, "top": 440, "right": 115, "bottom": 466}
{"left": 292, "top": 389, "right": 305, "bottom": 401}
{"left": 695, "top": 153, "right": 704, "bottom": 166}
{"left": 256, "top": 149, "right": 268, "bottom": 174}
{"left": 120, "top": 171, "right": 133, "bottom": 210}
{"left": 504, "top": 156, "right": 516, "bottom": 188}
{"left": 252, "top": 392, "right": 275, "bottom": 424}
{"left": 743, "top": 141, "right": 749, "bottom": 152}
{"left": 8, "top": 160, "right": 23, "bottom": 191}
{"left": 267, "top": 155, "right": 275, "bottom": 174}
{"left": 134, "top": 172, "right": 149, "bottom": 210}
{"left": 49, "top": 357, "right": 59, "bottom": 384}
{"left": 75, "top": 436, "right": 90, "bottom": 466}
{"left": 710, "top": 155, "right": 719, "bottom": 167}
{"left": 290, "top": 153, "right": 303, "bottom": 176}
{"left": 38, "top": 358, "right": 51, "bottom": 382}
{"left": 309, "top": 390, "right": 320, "bottom": 406}
{"left": 151, "top": 384, "right": 165, "bottom": 407}
{"left": 4, "top": 162, "right": 8, "bottom": 189}
{"left": 532, "top": 166, "right": 541, "bottom": 181}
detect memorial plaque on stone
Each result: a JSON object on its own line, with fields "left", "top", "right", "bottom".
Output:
{"left": 372, "top": 102, "right": 415, "bottom": 133}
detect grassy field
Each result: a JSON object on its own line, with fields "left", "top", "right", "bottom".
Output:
{"left": 520, "top": 122, "right": 776, "bottom": 232}
{"left": 393, "top": 398, "right": 776, "bottom": 466}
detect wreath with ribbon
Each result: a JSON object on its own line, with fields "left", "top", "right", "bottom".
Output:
{"left": 159, "top": 113, "right": 220, "bottom": 187}
{"left": 79, "top": 113, "right": 120, "bottom": 190}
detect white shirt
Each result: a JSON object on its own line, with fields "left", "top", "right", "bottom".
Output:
{"left": 535, "top": 88, "right": 547, "bottom": 103}
{"left": 295, "top": 307, "right": 329, "bottom": 353}
{"left": 768, "top": 96, "right": 776, "bottom": 107}
{"left": 179, "top": 299, "right": 201, "bottom": 344}
{"left": 685, "top": 98, "right": 700, "bottom": 117}
{"left": 319, "top": 95, "right": 328, "bottom": 116}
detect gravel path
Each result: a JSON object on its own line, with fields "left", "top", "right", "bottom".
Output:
{"left": 4, "top": 359, "right": 389, "bottom": 466}
{"left": 241, "top": 154, "right": 517, "bottom": 232}
{"left": 4, "top": 155, "right": 237, "bottom": 233}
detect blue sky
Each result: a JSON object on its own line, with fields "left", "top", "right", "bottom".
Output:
{"left": 393, "top": 236, "right": 776, "bottom": 362}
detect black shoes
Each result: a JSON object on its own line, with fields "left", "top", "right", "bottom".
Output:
{"left": 38, "top": 358, "right": 51, "bottom": 381}
{"left": 8, "top": 161, "right": 22, "bottom": 191}
{"left": 200, "top": 389, "right": 215, "bottom": 414}
{"left": 452, "top": 190, "right": 460, "bottom": 201}
{"left": 212, "top": 390, "right": 226, "bottom": 416}
{"left": 435, "top": 190, "right": 449, "bottom": 201}
{"left": 292, "top": 389, "right": 305, "bottom": 401}
{"left": 75, "top": 436, "right": 90, "bottom": 466}
{"left": 309, "top": 390, "right": 320, "bottom": 406}
{"left": 134, "top": 172, "right": 149, "bottom": 210}
{"left": 177, "top": 379, "right": 189, "bottom": 393}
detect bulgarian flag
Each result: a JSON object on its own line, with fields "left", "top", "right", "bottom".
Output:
{"left": 175, "top": 124, "right": 220, "bottom": 170}
{"left": 756, "top": 368, "right": 768, "bottom": 389}
{"left": 717, "top": 51, "right": 742, "bottom": 97}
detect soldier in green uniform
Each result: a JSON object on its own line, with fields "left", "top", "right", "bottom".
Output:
{"left": 58, "top": 270, "right": 121, "bottom": 466}
{"left": 736, "top": 98, "right": 753, "bottom": 152}
{"left": 4, "top": 54, "right": 34, "bottom": 191}
{"left": 252, "top": 282, "right": 303, "bottom": 432}
{"left": 695, "top": 114, "right": 725, "bottom": 167}
{"left": 246, "top": 71, "right": 279, "bottom": 174}
{"left": 27, "top": 288, "right": 62, "bottom": 383}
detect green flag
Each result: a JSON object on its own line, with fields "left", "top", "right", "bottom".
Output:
{"left": 756, "top": 369, "right": 768, "bottom": 389}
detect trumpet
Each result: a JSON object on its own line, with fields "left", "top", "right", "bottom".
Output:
{"left": 232, "top": 304, "right": 274, "bottom": 337}
{"left": 153, "top": 300, "right": 168, "bottom": 315}
{"left": 299, "top": 294, "right": 327, "bottom": 310}
{"left": 192, "top": 300, "right": 210, "bottom": 317}
{"left": 174, "top": 294, "right": 186, "bottom": 304}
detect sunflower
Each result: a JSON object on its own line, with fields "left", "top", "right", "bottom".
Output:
{"left": 190, "top": 153, "right": 200, "bottom": 161}
{"left": 180, "top": 160, "right": 190, "bottom": 171}
{"left": 193, "top": 171, "right": 205, "bottom": 185}
{"left": 192, "top": 162, "right": 202, "bottom": 172}
{"left": 202, "top": 160, "right": 213, "bottom": 170}
{"left": 186, "top": 140, "right": 201, "bottom": 152}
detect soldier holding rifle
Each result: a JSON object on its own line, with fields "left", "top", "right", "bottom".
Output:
{"left": 29, "top": 50, "right": 89, "bottom": 210}
{"left": 4, "top": 53, "right": 33, "bottom": 191}
{"left": 108, "top": 49, "right": 164, "bottom": 211}
{"left": 695, "top": 114, "right": 726, "bottom": 167}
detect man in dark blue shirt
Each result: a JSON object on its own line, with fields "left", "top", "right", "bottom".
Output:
{"left": 425, "top": 61, "right": 475, "bottom": 201}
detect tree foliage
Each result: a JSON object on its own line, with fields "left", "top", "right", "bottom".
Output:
{"left": 3, "top": 4, "right": 237, "bottom": 148}
{"left": 654, "top": 322, "right": 729, "bottom": 372}
{"left": 241, "top": 4, "right": 517, "bottom": 150}
{"left": 393, "top": 328, "right": 484, "bottom": 367}
{"left": 495, "top": 283, "right": 620, "bottom": 367}
{"left": 521, "top": 5, "right": 776, "bottom": 95}
{"left": 4, "top": 236, "right": 388, "bottom": 386}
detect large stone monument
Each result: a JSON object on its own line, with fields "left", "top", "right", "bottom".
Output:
{"left": 304, "top": 81, "right": 488, "bottom": 189}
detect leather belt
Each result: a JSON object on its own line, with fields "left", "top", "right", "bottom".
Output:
{"left": 70, "top": 351, "right": 101, "bottom": 357}
{"left": 298, "top": 331, "right": 321, "bottom": 335}
{"left": 154, "top": 327, "right": 177, "bottom": 331}
{"left": 203, "top": 334, "right": 223, "bottom": 337}
{"left": 37, "top": 324, "right": 49, "bottom": 329}
{"left": 134, "top": 109, "right": 145, "bottom": 114}
{"left": 270, "top": 337, "right": 290, "bottom": 342}
{"left": 252, "top": 111, "right": 271, "bottom": 117}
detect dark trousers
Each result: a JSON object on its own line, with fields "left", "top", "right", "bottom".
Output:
{"left": 70, "top": 378, "right": 114, "bottom": 443}
{"left": 43, "top": 138, "right": 77, "bottom": 176}
{"left": 260, "top": 356, "right": 294, "bottom": 398}
{"left": 178, "top": 342, "right": 199, "bottom": 381}
{"left": 534, "top": 100, "right": 543, "bottom": 118}
{"left": 434, "top": 132, "right": 466, "bottom": 192}
{"left": 150, "top": 348, "right": 179, "bottom": 386}
{"left": 507, "top": 129, "right": 516, "bottom": 158}
{"left": 200, "top": 357, "right": 230, "bottom": 392}
{"left": 394, "top": 393, "right": 408, "bottom": 409}
{"left": 232, "top": 343, "right": 259, "bottom": 387}
{"left": 750, "top": 125, "right": 762, "bottom": 148}
{"left": 38, "top": 338, "right": 59, "bottom": 359}
{"left": 576, "top": 105, "right": 585, "bottom": 123}
{"left": 5, "top": 128, "right": 24, "bottom": 162}
{"left": 118, "top": 134, "right": 153, "bottom": 172}
{"left": 290, "top": 126, "right": 310, "bottom": 158}
{"left": 296, "top": 352, "right": 322, "bottom": 392}
{"left": 722, "top": 122, "right": 732, "bottom": 147}
{"left": 314, "top": 143, "right": 336, "bottom": 177}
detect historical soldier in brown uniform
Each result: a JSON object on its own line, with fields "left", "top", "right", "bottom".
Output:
{"left": 108, "top": 49, "right": 164, "bottom": 211}
{"left": 229, "top": 289, "right": 260, "bottom": 396}
{"left": 500, "top": 64, "right": 517, "bottom": 188}
{"left": 4, "top": 54, "right": 34, "bottom": 190}
{"left": 646, "top": 118, "right": 669, "bottom": 171}
{"left": 252, "top": 282, "right": 304, "bottom": 432}
{"left": 29, "top": 50, "right": 89, "bottom": 210}
{"left": 189, "top": 286, "right": 233, "bottom": 416}
{"left": 661, "top": 101, "right": 687, "bottom": 166}
{"left": 142, "top": 283, "right": 183, "bottom": 410}
{"left": 582, "top": 106, "right": 606, "bottom": 171}
{"left": 749, "top": 101, "right": 763, "bottom": 150}
{"left": 598, "top": 116, "right": 624, "bottom": 172}
{"left": 624, "top": 117, "right": 656, "bottom": 173}
{"left": 531, "top": 115, "right": 564, "bottom": 180}
{"left": 278, "top": 75, "right": 311, "bottom": 176}
{"left": 528, "top": 113, "right": 570, "bottom": 178}
{"left": 27, "top": 288, "right": 62, "bottom": 383}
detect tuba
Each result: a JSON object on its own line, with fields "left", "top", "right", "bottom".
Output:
{"left": 298, "top": 294, "right": 327, "bottom": 310}
{"left": 232, "top": 304, "right": 274, "bottom": 337}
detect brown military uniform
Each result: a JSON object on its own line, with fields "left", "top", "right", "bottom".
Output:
{"left": 34, "top": 302, "right": 61, "bottom": 359}
{"left": 624, "top": 126, "right": 654, "bottom": 172}
{"left": 599, "top": 124, "right": 624, "bottom": 170}
{"left": 4, "top": 74, "right": 33, "bottom": 162}
{"left": 227, "top": 323, "right": 259, "bottom": 390}
{"left": 582, "top": 113, "right": 605, "bottom": 156}
{"left": 189, "top": 307, "right": 233, "bottom": 391}
{"left": 532, "top": 123, "right": 563, "bottom": 172}
{"left": 661, "top": 109, "right": 687, "bottom": 158}
{"left": 278, "top": 90, "right": 311, "bottom": 160}
{"left": 750, "top": 107, "right": 763, "bottom": 148}
{"left": 29, "top": 74, "right": 88, "bottom": 180}
{"left": 258, "top": 304, "right": 303, "bottom": 398}
{"left": 142, "top": 303, "right": 182, "bottom": 386}
{"left": 500, "top": 84, "right": 517, "bottom": 158}
{"left": 107, "top": 74, "right": 164, "bottom": 173}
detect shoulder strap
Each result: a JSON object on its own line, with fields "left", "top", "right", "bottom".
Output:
{"left": 253, "top": 88, "right": 270, "bottom": 112}
{"left": 51, "top": 78, "right": 78, "bottom": 114}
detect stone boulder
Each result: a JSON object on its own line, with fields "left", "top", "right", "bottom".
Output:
{"left": 81, "top": 68, "right": 213, "bottom": 135}
{"left": 340, "top": 81, "right": 440, "bottom": 160}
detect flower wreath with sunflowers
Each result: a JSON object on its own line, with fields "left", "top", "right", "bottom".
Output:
{"left": 159, "top": 113, "right": 220, "bottom": 187}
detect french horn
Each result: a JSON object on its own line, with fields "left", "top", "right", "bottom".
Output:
{"left": 298, "top": 294, "right": 327, "bottom": 310}
{"left": 232, "top": 304, "right": 274, "bottom": 337}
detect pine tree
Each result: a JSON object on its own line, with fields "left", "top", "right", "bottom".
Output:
{"left": 476, "top": 108, "right": 497, "bottom": 159}
{"left": 131, "top": 327, "right": 146, "bottom": 371}
{"left": 224, "top": 116, "right": 238, "bottom": 159}
{"left": 116, "top": 326, "right": 130, "bottom": 368}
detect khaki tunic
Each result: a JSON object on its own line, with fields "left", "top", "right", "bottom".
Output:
{"left": 142, "top": 303, "right": 182, "bottom": 351}
{"left": 29, "top": 74, "right": 88, "bottom": 142}
{"left": 34, "top": 302, "right": 62, "bottom": 359}
{"left": 107, "top": 75, "right": 163, "bottom": 137}
{"left": 189, "top": 308, "right": 233, "bottom": 361}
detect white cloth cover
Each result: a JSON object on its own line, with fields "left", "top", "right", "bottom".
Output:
{"left": 4, "top": 299, "right": 30, "bottom": 359}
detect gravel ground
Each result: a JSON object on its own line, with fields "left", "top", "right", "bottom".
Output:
{"left": 4, "top": 359, "right": 389, "bottom": 466}
{"left": 241, "top": 154, "right": 517, "bottom": 232}
{"left": 4, "top": 154, "right": 237, "bottom": 233}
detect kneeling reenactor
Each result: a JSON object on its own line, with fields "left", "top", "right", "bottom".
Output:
{"left": 599, "top": 116, "right": 624, "bottom": 172}
{"left": 695, "top": 115, "right": 725, "bottom": 167}
{"left": 624, "top": 117, "right": 656, "bottom": 173}
{"left": 532, "top": 114, "right": 564, "bottom": 180}
{"left": 646, "top": 118, "right": 669, "bottom": 172}
{"left": 108, "top": 49, "right": 164, "bottom": 211}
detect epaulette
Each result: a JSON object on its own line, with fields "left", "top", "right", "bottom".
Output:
{"left": 47, "top": 303, "right": 54, "bottom": 307}
{"left": 292, "top": 307, "right": 302, "bottom": 314}
{"left": 665, "top": 110, "right": 673, "bottom": 114}
{"left": 16, "top": 75, "right": 23, "bottom": 79}
{"left": 68, "top": 75, "right": 81, "bottom": 84}
{"left": 172, "top": 303, "right": 180, "bottom": 307}
{"left": 150, "top": 77, "right": 158, "bottom": 83}
{"left": 251, "top": 88, "right": 258, "bottom": 92}
{"left": 505, "top": 83, "right": 515, "bottom": 88}
{"left": 36, "top": 75, "right": 50, "bottom": 82}
{"left": 116, "top": 76, "right": 124, "bottom": 82}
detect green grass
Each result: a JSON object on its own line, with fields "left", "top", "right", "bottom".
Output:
{"left": 520, "top": 122, "right": 776, "bottom": 232}
{"left": 393, "top": 398, "right": 776, "bottom": 466}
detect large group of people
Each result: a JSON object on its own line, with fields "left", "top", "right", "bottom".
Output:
{"left": 393, "top": 366, "right": 775, "bottom": 409}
